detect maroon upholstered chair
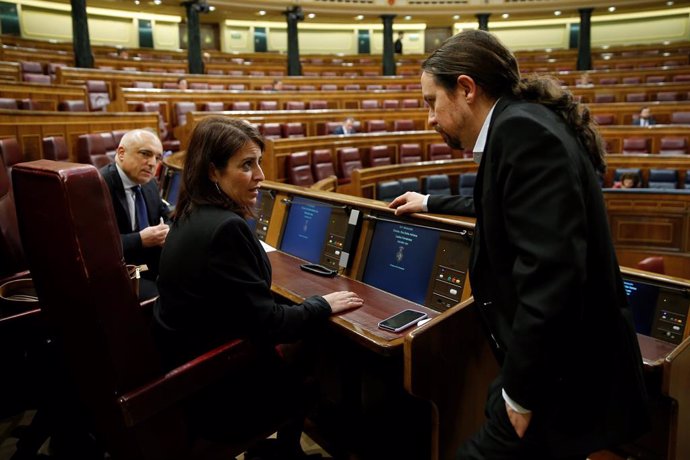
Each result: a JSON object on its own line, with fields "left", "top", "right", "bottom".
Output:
{"left": 202, "top": 102, "right": 225, "bottom": 112}
{"left": 594, "top": 94, "right": 615, "bottom": 103}
{"left": 366, "top": 120, "right": 387, "bottom": 133}
{"left": 281, "top": 123, "right": 305, "bottom": 138}
{"left": 428, "top": 143, "right": 452, "bottom": 161}
{"left": 366, "top": 84, "right": 383, "bottom": 91}
{"left": 367, "top": 145, "right": 392, "bottom": 167}
{"left": 671, "top": 112, "right": 690, "bottom": 124}
{"left": 174, "top": 102, "right": 196, "bottom": 127}
{"left": 76, "top": 133, "right": 112, "bottom": 168}
{"left": 208, "top": 84, "right": 225, "bottom": 91}
{"left": 593, "top": 114, "right": 616, "bottom": 126}
{"left": 312, "top": 149, "right": 335, "bottom": 181}
{"left": 58, "top": 100, "right": 87, "bottom": 111}
{"left": 393, "top": 120, "right": 415, "bottom": 132}
{"left": 298, "top": 85, "right": 316, "bottom": 91}
{"left": 308, "top": 101, "right": 328, "bottom": 110}
{"left": 382, "top": 100, "right": 400, "bottom": 109}
{"left": 0, "top": 152, "right": 25, "bottom": 277}
{"left": 12, "top": 161, "right": 281, "bottom": 460}
{"left": 656, "top": 91, "right": 682, "bottom": 102}
{"left": 162, "top": 82, "right": 179, "bottom": 89}
{"left": 659, "top": 137, "right": 688, "bottom": 155}
{"left": 23, "top": 74, "right": 51, "bottom": 84}
{"left": 343, "top": 84, "right": 360, "bottom": 91}
{"left": 625, "top": 93, "right": 647, "bottom": 103}
{"left": 189, "top": 82, "right": 209, "bottom": 90}
{"left": 646, "top": 75, "right": 666, "bottom": 83}
{"left": 598, "top": 77, "right": 618, "bottom": 85}
{"left": 0, "top": 138, "right": 22, "bottom": 173}
{"left": 259, "top": 101, "right": 278, "bottom": 111}
{"left": 227, "top": 84, "right": 246, "bottom": 91}
{"left": 286, "top": 151, "right": 314, "bottom": 186}
{"left": 622, "top": 77, "right": 641, "bottom": 84}
{"left": 636, "top": 256, "right": 665, "bottom": 275}
{"left": 399, "top": 143, "right": 423, "bottom": 163}
{"left": 42, "top": 136, "right": 68, "bottom": 161}
{"left": 336, "top": 147, "right": 362, "bottom": 182}
{"left": 261, "top": 123, "right": 282, "bottom": 140}
{"left": 100, "top": 132, "right": 118, "bottom": 159}
{"left": 284, "top": 101, "right": 306, "bottom": 110}
{"left": 361, "top": 100, "right": 379, "bottom": 109}
{"left": 230, "top": 102, "right": 251, "bottom": 111}
{"left": 0, "top": 98, "right": 18, "bottom": 109}
{"left": 402, "top": 99, "right": 420, "bottom": 108}
{"left": 86, "top": 80, "right": 111, "bottom": 111}
{"left": 622, "top": 138, "right": 652, "bottom": 154}
{"left": 133, "top": 81, "right": 155, "bottom": 89}
{"left": 321, "top": 84, "right": 337, "bottom": 91}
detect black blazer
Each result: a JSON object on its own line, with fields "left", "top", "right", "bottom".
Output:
{"left": 154, "top": 205, "right": 330, "bottom": 363}
{"left": 333, "top": 125, "right": 356, "bottom": 135}
{"left": 100, "top": 163, "right": 170, "bottom": 273}
{"left": 632, "top": 116, "right": 656, "bottom": 126}
{"left": 429, "top": 98, "right": 649, "bottom": 456}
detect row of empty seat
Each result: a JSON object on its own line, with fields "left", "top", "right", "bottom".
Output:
{"left": 618, "top": 136, "right": 689, "bottom": 155}
{"left": 376, "top": 172, "right": 476, "bottom": 202}
{"left": 592, "top": 91, "right": 690, "bottom": 103}
{"left": 286, "top": 144, "right": 453, "bottom": 186}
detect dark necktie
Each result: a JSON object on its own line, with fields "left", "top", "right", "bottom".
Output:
{"left": 133, "top": 185, "right": 149, "bottom": 231}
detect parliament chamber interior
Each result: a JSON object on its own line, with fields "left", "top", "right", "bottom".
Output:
{"left": 1, "top": 0, "right": 690, "bottom": 459}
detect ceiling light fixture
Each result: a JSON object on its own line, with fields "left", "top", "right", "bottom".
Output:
{"left": 308, "top": 13, "right": 315, "bottom": 19}
{"left": 404, "top": 15, "right": 412, "bottom": 20}
{"left": 502, "top": 13, "right": 509, "bottom": 19}
{"left": 258, "top": 10, "right": 266, "bottom": 16}
{"left": 355, "top": 15, "right": 364, "bottom": 20}
{"left": 452, "top": 15, "right": 460, "bottom": 20}
{"left": 208, "top": 5, "right": 215, "bottom": 11}
{"left": 608, "top": 6, "right": 616, "bottom": 12}
{"left": 554, "top": 10, "right": 561, "bottom": 16}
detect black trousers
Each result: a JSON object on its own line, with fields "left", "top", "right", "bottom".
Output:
{"left": 456, "top": 379, "right": 588, "bottom": 460}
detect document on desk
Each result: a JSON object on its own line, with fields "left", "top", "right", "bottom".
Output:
{"left": 260, "top": 240, "right": 276, "bottom": 253}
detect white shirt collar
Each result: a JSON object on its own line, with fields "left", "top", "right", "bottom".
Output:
{"left": 472, "top": 99, "right": 500, "bottom": 163}
{"left": 115, "top": 163, "right": 138, "bottom": 190}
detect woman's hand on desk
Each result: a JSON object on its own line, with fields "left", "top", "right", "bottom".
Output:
{"left": 323, "top": 291, "right": 364, "bottom": 314}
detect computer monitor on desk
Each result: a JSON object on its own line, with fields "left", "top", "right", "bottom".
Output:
{"left": 622, "top": 275, "right": 689, "bottom": 345}
{"left": 279, "top": 196, "right": 350, "bottom": 268}
{"left": 361, "top": 216, "right": 471, "bottom": 312}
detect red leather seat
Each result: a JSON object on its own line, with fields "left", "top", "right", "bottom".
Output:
{"left": 42, "top": 136, "right": 69, "bottom": 161}
{"left": 656, "top": 91, "right": 682, "bottom": 102}
{"left": 231, "top": 102, "right": 251, "bottom": 111}
{"left": 593, "top": 114, "right": 616, "bottom": 126}
{"left": 428, "top": 143, "right": 452, "bottom": 161}
{"left": 76, "top": 133, "right": 111, "bottom": 168}
{"left": 321, "top": 84, "right": 337, "bottom": 91}
{"left": 0, "top": 138, "right": 22, "bottom": 173}
{"left": 659, "top": 137, "right": 688, "bottom": 155}
{"left": 367, "top": 145, "right": 392, "bottom": 167}
{"left": 58, "top": 100, "right": 87, "bottom": 111}
{"left": 285, "top": 101, "right": 306, "bottom": 110}
{"left": 174, "top": 102, "right": 196, "bottom": 127}
{"left": 132, "top": 81, "right": 155, "bottom": 88}
{"left": 312, "top": 149, "right": 335, "bottom": 181}
{"left": 189, "top": 82, "right": 209, "bottom": 90}
{"left": 402, "top": 99, "right": 420, "bottom": 108}
{"left": 361, "top": 100, "right": 379, "bottom": 109}
{"left": 622, "top": 138, "right": 651, "bottom": 154}
{"left": 366, "top": 120, "right": 387, "bottom": 133}
{"left": 399, "top": 143, "right": 423, "bottom": 164}
{"left": 308, "top": 101, "right": 328, "bottom": 110}
{"left": 281, "top": 123, "right": 305, "bottom": 138}
{"left": 393, "top": 120, "right": 415, "bottom": 132}
{"left": 337, "top": 147, "right": 362, "bottom": 182}
{"left": 259, "top": 101, "right": 278, "bottom": 111}
{"left": 594, "top": 94, "right": 615, "bottom": 103}
{"left": 0, "top": 152, "right": 25, "bottom": 277}
{"left": 636, "top": 256, "right": 665, "bottom": 275}
{"left": 286, "top": 151, "right": 314, "bottom": 186}
{"left": 208, "top": 84, "right": 225, "bottom": 90}
{"left": 203, "top": 102, "right": 225, "bottom": 111}
{"left": 625, "top": 93, "right": 647, "bottom": 103}
{"left": 0, "top": 98, "right": 18, "bottom": 109}
{"left": 86, "top": 80, "right": 111, "bottom": 111}
{"left": 671, "top": 112, "right": 690, "bottom": 124}
{"left": 23, "top": 74, "right": 51, "bottom": 84}
{"left": 261, "top": 123, "right": 282, "bottom": 140}
{"left": 382, "top": 100, "right": 400, "bottom": 109}
{"left": 227, "top": 84, "right": 246, "bottom": 90}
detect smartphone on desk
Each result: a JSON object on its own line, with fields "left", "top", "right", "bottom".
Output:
{"left": 378, "top": 309, "right": 428, "bottom": 332}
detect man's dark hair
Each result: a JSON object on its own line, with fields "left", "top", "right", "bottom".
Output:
{"left": 175, "top": 117, "right": 264, "bottom": 221}
{"left": 422, "top": 29, "right": 606, "bottom": 173}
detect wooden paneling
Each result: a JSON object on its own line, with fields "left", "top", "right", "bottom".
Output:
{"left": 0, "top": 82, "right": 87, "bottom": 111}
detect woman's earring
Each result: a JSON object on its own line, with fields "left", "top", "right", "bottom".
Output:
{"left": 214, "top": 182, "right": 223, "bottom": 195}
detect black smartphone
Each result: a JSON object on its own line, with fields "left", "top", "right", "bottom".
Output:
{"left": 378, "top": 309, "right": 428, "bottom": 332}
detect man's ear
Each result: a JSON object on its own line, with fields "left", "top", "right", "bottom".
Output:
{"left": 116, "top": 146, "right": 125, "bottom": 162}
{"left": 456, "top": 75, "right": 477, "bottom": 103}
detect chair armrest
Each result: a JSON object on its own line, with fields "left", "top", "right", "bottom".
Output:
{"left": 118, "top": 338, "right": 259, "bottom": 427}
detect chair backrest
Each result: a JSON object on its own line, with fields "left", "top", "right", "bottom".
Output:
{"left": 401, "top": 99, "right": 420, "bottom": 108}
{"left": 656, "top": 91, "right": 682, "bottom": 102}
{"left": 636, "top": 256, "right": 665, "bottom": 275}
{"left": 311, "top": 149, "right": 335, "bottom": 181}
{"left": 622, "top": 137, "right": 651, "bottom": 154}
{"left": 259, "top": 101, "right": 278, "bottom": 110}
{"left": 298, "top": 85, "right": 316, "bottom": 91}
{"left": 0, "top": 98, "right": 18, "bottom": 109}
{"left": 281, "top": 123, "right": 305, "bottom": 138}
{"left": 625, "top": 93, "right": 647, "bottom": 103}
{"left": 399, "top": 143, "right": 422, "bottom": 163}
{"left": 76, "top": 133, "right": 110, "bottom": 167}
{"left": 382, "top": 100, "right": 400, "bottom": 109}
{"left": 594, "top": 94, "right": 615, "bottom": 103}
{"left": 659, "top": 137, "right": 688, "bottom": 155}
{"left": 366, "top": 120, "right": 387, "bottom": 133}
{"left": 593, "top": 114, "right": 616, "bottom": 125}
{"left": 285, "top": 101, "right": 306, "bottom": 110}
{"left": 133, "top": 81, "right": 154, "bottom": 89}
{"left": 343, "top": 84, "right": 360, "bottom": 91}
{"left": 646, "top": 75, "right": 666, "bottom": 83}
{"left": 598, "top": 77, "right": 618, "bottom": 85}
{"left": 393, "top": 119, "right": 415, "bottom": 132}
{"left": 23, "top": 73, "right": 51, "bottom": 84}
{"left": 0, "top": 153, "right": 25, "bottom": 277}
{"left": 425, "top": 174, "right": 451, "bottom": 195}
{"left": 261, "top": 123, "right": 282, "bottom": 139}
{"left": 100, "top": 132, "right": 118, "bottom": 156}
{"left": 361, "top": 100, "right": 379, "bottom": 109}
{"left": 648, "top": 169, "right": 678, "bottom": 189}
{"left": 42, "top": 136, "right": 69, "bottom": 161}
{"left": 0, "top": 138, "right": 22, "bottom": 172}
{"left": 671, "top": 112, "right": 690, "bottom": 124}
{"left": 308, "top": 100, "right": 328, "bottom": 110}
{"left": 368, "top": 145, "right": 392, "bottom": 167}
{"left": 673, "top": 74, "right": 690, "bottom": 82}
{"left": 337, "top": 147, "right": 362, "bottom": 179}
{"left": 399, "top": 177, "right": 420, "bottom": 193}
{"left": 366, "top": 84, "right": 383, "bottom": 91}
{"left": 428, "top": 143, "right": 452, "bottom": 161}
{"left": 86, "top": 80, "right": 108, "bottom": 93}
{"left": 162, "top": 82, "right": 179, "bottom": 89}
{"left": 321, "top": 84, "right": 338, "bottom": 91}
{"left": 189, "top": 82, "right": 208, "bottom": 90}
{"left": 459, "top": 172, "right": 477, "bottom": 197}
{"left": 202, "top": 102, "right": 224, "bottom": 111}
{"left": 174, "top": 102, "right": 196, "bottom": 127}
{"left": 58, "top": 100, "right": 87, "bottom": 111}
{"left": 376, "top": 180, "right": 403, "bottom": 202}
{"left": 622, "top": 76, "right": 641, "bottom": 84}
{"left": 286, "top": 151, "right": 314, "bottom": 186}
{"left": 12, "top": 160, "right": 192, "bottom": 459}
{"left": 613, "top": 168, "right": 642, "bottom": 183}
{"left": 20, "top": 61, "right": 43, "bottom": 74}
{"left": 231, "top": 101, "right": 251, "bottom": 111}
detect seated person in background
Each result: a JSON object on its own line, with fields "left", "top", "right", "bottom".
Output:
{"left": 271, "top": 79, "right": 284, "bottom": 91}
{"left": 575, "top": 72, "right": 593, "bottom": 87}
{"left": 334, "top": 117, "right": 357, "bottom": 135}
{"left": 100, "top": 129, "right": 170, "bottom": 299}
{"left": 154, "top": 117, "right": 363, "bottom": 459}
{"left": 633, "top": 106, "right": 656, "bottom": 126}
{"left": 613, "top": 172, "right": 640, "bottom": 189}
{"left": 177, "top": 77, "right": 188, "bottom": 90}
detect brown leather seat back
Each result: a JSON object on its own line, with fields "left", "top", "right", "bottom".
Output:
{"left": 0, "top": 153, "right": 25, "bottom": 276}
{"left": 286, "top": 151, "right": 314, "bottom": 186}
{"left": 42, "top": 136, "right": 69, "bottom": 161}
{"left": 312, "top": 149, "right": 335, "bottom": 181}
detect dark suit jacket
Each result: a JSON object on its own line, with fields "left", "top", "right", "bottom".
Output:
{"left": 333, "top": 125, "right": 356, "bottom": 135}
{"left": 428, "top": 98, "right": 649, "bottom": 456}
{"left": 100, "top": 163, "right": 170, "bottom": 275}
{"left": 154, "top": 205, "right": 331, "bottom": 363}
{"left": 632, "top": 116, "right": 656, "bottom": 126}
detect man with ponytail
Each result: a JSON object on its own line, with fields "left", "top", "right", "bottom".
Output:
{"left": 390, "top": 30, "right": 649, "bottom": 459}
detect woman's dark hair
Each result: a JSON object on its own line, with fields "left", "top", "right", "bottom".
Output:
{"left": 175, "top": 116, "right": 264, "bottom": 221}
{"left": 422, "top": 29, "right": 606, "bottom": 173}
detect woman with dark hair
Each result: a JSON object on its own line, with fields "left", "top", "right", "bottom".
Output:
{"left": 155, "top": 116, "right": 362, "bottom": 459}
{"left": 390, "top": 30, "right": 649, "bottom": 459}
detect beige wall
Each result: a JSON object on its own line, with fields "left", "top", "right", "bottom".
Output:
{"left": 592, "top": 14, "right": 690, "bottom": 46}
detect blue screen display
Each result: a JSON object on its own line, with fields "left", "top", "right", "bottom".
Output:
{"left": 363, "top": 220, "right": 440, "bottom": 305}
{"left": 623, "top": 278, "right": 658, "bottom": 335}
{"left": 280, "top": 197, "right": 332, "bottom": 263}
